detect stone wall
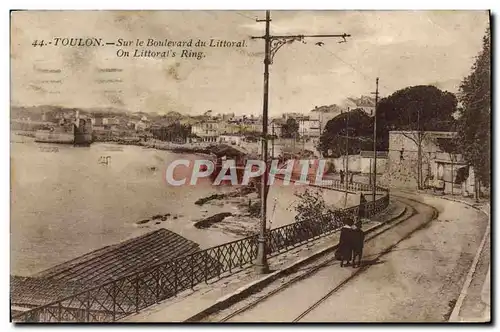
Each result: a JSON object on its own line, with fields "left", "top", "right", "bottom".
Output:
{"left": 382, "top": 131, "right": 477, "bottom": 194}
{"left": 383, "top": 131, "right": 442, "bottom": 189}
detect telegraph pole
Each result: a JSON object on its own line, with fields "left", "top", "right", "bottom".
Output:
{"left": 344, "top": 108, "right": 349, "bottom": 207}
{"left": 371, "top": 78, "right": 379, "bottom": 206}
{"left": 271, "top": 122, "right": 275, "bottom": 158}
{"left": 252, "top": 10, "right": 350, "bottom": 274}
{"left": 255, "top": 10, "right": 271, "bottom": 274}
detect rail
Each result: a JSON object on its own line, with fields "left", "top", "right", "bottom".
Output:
{"left": 13, "top": 180, "right": 389, "bottom": 322}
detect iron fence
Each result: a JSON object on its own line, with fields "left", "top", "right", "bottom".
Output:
{"left": 13, "top": 182, "right": 389, "bottom": 323}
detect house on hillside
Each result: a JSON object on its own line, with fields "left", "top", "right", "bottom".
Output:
{"left": 191, "top": 120, "right": 221, "bottom": 142}
{"left": 343, "top": 96, "right": 376, "bottom": 116}
{"left": 270, "top": 118, "right": 284, "bottom": 138}
{"left": 298, "top": 118, "right": 321, "bottom": 138}
{"left": 310, "top": 104, "right": 343, "bottom": 133}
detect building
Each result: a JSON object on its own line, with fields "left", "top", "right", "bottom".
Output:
{"left": 298, "top": 118, "right": 321, "bottom": 138}
{"left": 309, "top": 104, "right": 343, "bottom": 133}
{"left": 191, "top": 120, "right": 220, "bottom": 142}
{"left": 270, "top": 119, "right": 284, "bottom": 138}
{"left": 343, "top": 96, "right": 376, "bottom": 116}
{"left": 282, "top": 112, "right": 305, "bottom": 121}
{"left": 218, "top": 134, "right": 243, "bottom": 146}
{"left": 359, "top": 151, "right": 388, "bottom": 174}
{"left": 383, "top": 130, "right": 476, "bottom": 195}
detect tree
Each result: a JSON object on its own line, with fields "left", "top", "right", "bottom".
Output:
{"left": 281, "top": 118, "right": 299, "bottom": 138}
{"left": 376, "top": 85, "right": 457, "bottom": 145}
{"left": 319, "top": 109, "right": 373, "bottom": 158}
{"left": 456, "top": 27, "right": 491, "bottom": 194}
{"left": 151, "top": 122, "right": 191, "bottom": 143}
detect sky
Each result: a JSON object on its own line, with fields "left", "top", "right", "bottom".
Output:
{"left": 10, "top": 10, "right": 490, "bottom": 117}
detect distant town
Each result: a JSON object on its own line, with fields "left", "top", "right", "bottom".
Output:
{"left": 10, "top": 95, "right": 375, "bottom": 152}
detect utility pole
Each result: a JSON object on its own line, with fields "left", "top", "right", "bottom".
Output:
{"left": 252, "top": 10, "right": 350, "bottom": 274}
{"left": 451, "top": 153, "right": 454, "bottom": 195}
{"left": 302, "top": 121, "right": 305, "bottom": 153}
{"left": 344, "top": 108, "right": 349, "bottom": 207}
{"left": 417, "top": 107, "right": 422, "bottom": 189}
{"left": 371, "top": 78, "right": 379, "bottom": 207}
{"left": 272, "top": 122, "right": 275, "bottom": 158}
{"left": 255, "top": 10, "right": 271, "bottom": 274}
{"left": 369, "top": 158, "right": 372, "bottom": 186}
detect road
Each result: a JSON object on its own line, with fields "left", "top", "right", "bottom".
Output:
{"left": 204, "top": 192, "right": 487, "bottom": 322}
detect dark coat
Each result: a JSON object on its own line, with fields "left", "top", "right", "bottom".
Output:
{"left": 338, "top": 225, "right": 354, "bottom": 260}
{"left": 351, "top": 228, "right": 365, "bottom": 254}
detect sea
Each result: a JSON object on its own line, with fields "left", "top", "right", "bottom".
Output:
{"left": 10, "top": 135, "right": 355, "bottom": 277}
{"left": 10, "top": 135, "right": 238, "bottom": 276}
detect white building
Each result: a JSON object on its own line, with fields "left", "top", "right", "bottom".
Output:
{"left": 218, "top": 135, "right": 243, "bottom": 146}
{"left": 191, "top": 120, "right": 221, "bottom": 142}
{"left": 343, "top": 96, "right": 376, "bottom": 116}
{"left": 309, "top": 104, "right": 343, "bottom": 133}
{"left": 298, "top": 119, "right": 321, "bottom": 138}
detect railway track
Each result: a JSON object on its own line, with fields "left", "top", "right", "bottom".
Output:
{"left": 203, "top": 194, "right": 438, "bottom": 323}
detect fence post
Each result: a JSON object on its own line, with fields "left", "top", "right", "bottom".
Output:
{"left": 228, "top": 245, "right": 233, "bottom": 273}
{"left": 239, "top": 242, "right": 244, "bottom": 267}
{"left": 204, "top": 252, "right": 209, "bottom": 283}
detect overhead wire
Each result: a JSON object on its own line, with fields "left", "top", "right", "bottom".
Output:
{"left": 234, "top": 11, "right": 258, "bottom": 21}
{"left": 317, "top": 44, "right": 394, "bottom": 94}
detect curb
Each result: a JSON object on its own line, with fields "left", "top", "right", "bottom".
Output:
{"left": 386, "top": 190, "right": 491, "bottom": 323}
{"left": 425, "top": 193, "right": 491, "bottom": 323}
{"left": 446, "top": 201, "right": 490, "bottom": 322}
{"left": 185, "top": 203, "right": 407, "bottom": 322}
{"left": 398, "top": 190, "right": 491, "bottom": 323}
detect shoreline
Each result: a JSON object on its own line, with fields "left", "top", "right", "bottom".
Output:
{"left": 102, "top": 137, "right": 218, "bottom": 156}
{"left": 12, "top": 131, "right": 220, "bottom": 157}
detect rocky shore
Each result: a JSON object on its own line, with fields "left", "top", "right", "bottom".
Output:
{"left": 193, "top": 186, "right": 261, "bottom": 236}
{"left": 95, "top": 137, "right": 220, "bottom": 155}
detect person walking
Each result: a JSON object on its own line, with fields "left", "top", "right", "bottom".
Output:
{"left": 338, "top": 218, "right": 354, "bottom": 267}
{"left": 351, "top": 220, "right": 365, "bottom": 268}
{"left": 340, "top": 169, "right": 345, "bottom": 184}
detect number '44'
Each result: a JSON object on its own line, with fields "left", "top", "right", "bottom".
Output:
{"left": 32, "top": 40, "right": 47, "bottom": 47}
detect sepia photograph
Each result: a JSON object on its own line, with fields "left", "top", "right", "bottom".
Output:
{"left": 9, "top": 9, "right": 491, "bottom": 323}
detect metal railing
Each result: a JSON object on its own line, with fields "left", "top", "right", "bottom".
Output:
{"left": 13, "top": 181, "right": 389, "bottom": 323}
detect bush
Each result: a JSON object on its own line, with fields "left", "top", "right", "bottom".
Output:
{"left": 294, "top": 189, "right": 351, "bottom": 228}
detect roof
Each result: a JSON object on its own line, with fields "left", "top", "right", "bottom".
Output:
{"left": 11, "top": 276, "right": 87, "bottom": 308}
{"left": 311, "top": 104, "right": 343, "bottom": 113}
{"left": 11, "top": 230, "right": 227, "bottom": 311}
{"left": 33, "top": 229, "right": 200, "bottom": 284}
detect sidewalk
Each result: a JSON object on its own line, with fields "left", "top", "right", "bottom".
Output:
{"left": 122, "top": 200, "right": 407, "bottom": 322}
